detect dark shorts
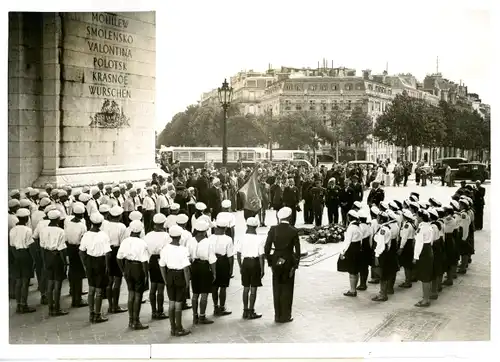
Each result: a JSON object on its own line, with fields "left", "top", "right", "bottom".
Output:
{"left": 124, "top": 260, "right": 147, "bottom": 293}
{"left": 214, "top": 254, "right": 231, "bottom": 288}
{"left": 67, "top": 243, "right": 86, "bottom": 280}
{"left": 85, "top": 255, "right": 108, "bottom": 289}
{"left": 166, "top": 269, "right": 186, "bottom": 302}
{"left": 149, "top": 254, "right": 163, "bottom": 284}
{"left": 191, "top": 259, "right": 213, "bottom": 294}
{"left": 13, "top": 249, "right": 34, "bottom": 279}
{"left": 241, "top": 257, "right": 262, "bottom": 288}
{"left": 109, "top": 246, "right": 123, "bottom": 277}
{"left": 42, "top": 249, "right": 66, "bottom": 282}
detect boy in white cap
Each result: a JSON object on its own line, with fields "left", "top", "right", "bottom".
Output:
{"left": 176, "top": 213, "right": 193, "bottom": 310}
{"left": 10, "top": 208, "right": 37, "bottom": 313}
{"left": 102, "top": 205, "right": 128, "bottom": 314}
{"left": 144, "top": 213, "right": 171, "bottom": 320}
{"left": 108, "top": 187, "right": 123, "bottom": 207}
{"left": 208, "top": 214, "right": 234, "bottom": 316}
{"left": 164, "top": 203, "right": 180, "bottom": 231}
{"left": 124, "top": 211, "right": 146, "bottom": 239}
{"left": 142, "top": 187, "right": 156, "bottom": 233}
{"left": 117, "top": 220, "right": 150, "bottom": 330}
{"left": 79, "top": 212, "right": 112, "bottom": 323}
{"left": 159, "top": 225, "right": 191, "bottom": 337}
{"left": 191, "top": 202, "right": 213, "bottom": 237}
{"left": 190, "top": 219, "right": 217, "bottom": 325}
{"left": 156, "top": 186, "right": 170, "bottom": 216}
{"left": 123, "top": 189, "right": 139, "bottom": 227}
{"left": 39, "top": 210, "right": 68, "bottom": 316}
{"left": 64, "top": 202, "right": 88, "bottom": 308}
{"left": 217, "top": 200, "right": 235, "bottom": 240}
{"left": 235, "top": 216, "right": 264, "bottom": 320}
{"left": 264, "top": 207, "right": 301, "bottom": 323}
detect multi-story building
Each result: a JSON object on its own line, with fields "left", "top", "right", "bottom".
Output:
{"left": 199, "top": 88, "right": 219, "bottom": 108}
{"left": 230, "top": 70, "right": 275, "bottom": 115}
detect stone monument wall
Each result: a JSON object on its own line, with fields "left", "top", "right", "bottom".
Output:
{"left": 8, "top": 12, "right": 157, "bottom": 189}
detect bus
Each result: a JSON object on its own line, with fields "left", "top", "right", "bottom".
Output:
{"left": 271, "top": 150, "right": 309, "bottom": 161}
{"left": 158, "top": 146, "right": 269, "bottom": 169}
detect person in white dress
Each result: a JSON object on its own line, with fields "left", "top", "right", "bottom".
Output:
{"left": 338, "top": 210, "right": 363, "bottom": 297}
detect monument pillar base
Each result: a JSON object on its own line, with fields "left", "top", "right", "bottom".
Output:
{"left": 32, "top": 164, "right": 160, "bottom": 188}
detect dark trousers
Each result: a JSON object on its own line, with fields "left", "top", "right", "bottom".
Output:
{"left": 327, "top": 205, "right": 339, "bottom": 224}
{"left": 33, "top": 241, "right": 46, "bottom": 296}
{"left": 143, "top": 210, "right": 154, "bottom": 233}
{"left": 341, "top": 207, "right": 349, "bottom": 227}
{"left": 244, "top": 209, "right": 258, "bottom": 220}
{"left": 313, "top": 206, "right": 323, "bottom": 227}
{"left": 403, "top": 174, "right": 408, "bottom": 186}
{"left": 271, "top": 268, "right": 295, "bottom": 322}
{"left": 303, "top": 201, "right": 313, "bottom": 224}
{"left": 289, "top": 207, "right": 297, "bottom": 226}
{"left": 475, "top": 208, "right": 484, "bottom": 230}
{"left": 259, "top": 207, "right": 267, "bottom": 226}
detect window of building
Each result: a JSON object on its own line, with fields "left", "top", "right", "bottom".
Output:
{"left": 266, "top": 80, "right": 272, "bottom": 87}
{"left": 356, "top": 83, "right": 363, "bottom": 90}
{"left": 321, "top": 84, "right": 328, "bottom": 91}
{"left": 296, "top": 105, "right": 302, "bottom": 110}
{"left": 345, "top": 84, "right": 352, "bottom": 91}
{"left": 190, "top": 152, "right": 205, "bottom": 162}
{"left": 296, "top": 85, "right": 302, "bottom": 91}
{"left": 285, "top": 84, "right": 293, "bottom": 90}
{"left": 332, "top": 84, "right": 338, "bottom": 90}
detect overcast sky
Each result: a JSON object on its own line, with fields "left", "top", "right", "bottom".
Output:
{"left": 156, "top": 0, "right": 493, "bottom": 131}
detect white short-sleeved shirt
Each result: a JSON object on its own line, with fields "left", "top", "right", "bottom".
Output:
{"left": 142, "top": 196, "right": 156, "bottom": 211}
{"left": 444, "top": 216, "right": 456, "bottom": 233}
{"left": 122, "top": 197, "right": 135, "bottom": 212}
{"left": 164, "top": 215, "right": 178, "bottom": 230}
{"left": 179, "top": 229, "right": 192, "bottom": 247}
{"left": 86, "top": 199, "right": 99, "bottom": 216}
{"left": 117, "top": 236, "right": 150, "bottom": 262}
{"left": 389, "top": 221, "right": 399, "bottom": 239}
{"left": 79, "top": 230, "right": 112, "bottom": 257}
{"left": 341, "top": 222, "right": 363, "bottom": 254}
{"left": 101, "top": 221, "right": 127, "bottom": 247}
{"left": 192, "top": 237, "right": 217, "bottom": 264}
{"left": 39, "top": 226, "right": 66, "bottom": 251}
{"left": 31, "top": 210, "right": 46, "bottom": 232}
{"left": 208, "top": 234, "right": 234, "bottom": 257}
{"left": 10, "top": 225, "right": 35, "bottom": 250}
{"left": 191, "top": 214, "right": 213, "bottom": 236}
{"left": 359, "top": 223, "right": 371, "bottom": 239}
{"left": 156, "top": 194, "right": 169, "bottom": 212}
{"left": 158, "top": 243, "right": 191, "bottom": 270}
{"left": 33, "top": 219, "right": 50, "bottom": 239}
{"left": 235, "top": 233, "right": 265, "bottom": 258}
{"left": 8, "top": 214, "right": 19, "bottom": 232}
{"left": 373, "top": 224, "right": 391, "bottom": 257}
{"left": 65, "top": 218, "right": 88, "bottom": 245}
{"left": 144, "top": 231, "right": 171, "bottom": 255}
{"left": 217, "top": 211, "right": 236, "bottom": 228}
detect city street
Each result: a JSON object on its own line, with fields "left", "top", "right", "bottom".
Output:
{"left": 9, "top": 181, "right": 490, "bottom": 344}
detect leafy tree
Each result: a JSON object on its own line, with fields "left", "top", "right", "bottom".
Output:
{"left": 326, "top": 108, "right": 347, "bottom": 162}
{"left": 343, "top": 106, "right": 373, "bottom": 160}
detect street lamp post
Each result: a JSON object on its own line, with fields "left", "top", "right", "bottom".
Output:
{"left": 218, "top": 79, "right": 233, "bottom": 167}
{"left": 267, "top": 106, "right": 273, "bottom": 162}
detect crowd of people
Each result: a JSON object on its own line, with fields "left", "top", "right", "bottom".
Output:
{"left": 7, "top": 158, "right": 486, "bottom": 338}
{"left": 337, "top": 180, "right": 485, "bottom": 305}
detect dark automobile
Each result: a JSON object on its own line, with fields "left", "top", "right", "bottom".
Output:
{"left": 454, "top": 162, "right": 489, "bottom": 183}
{"left": 433, "top": 157, "right": 468, "bottom": 177}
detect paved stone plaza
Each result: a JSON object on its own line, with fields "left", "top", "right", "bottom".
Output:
{"left": 9, "top": 182, "right": 490, "bottom": 344}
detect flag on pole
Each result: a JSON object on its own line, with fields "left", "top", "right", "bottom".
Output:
{"left": 238, "top": 169, "right": 262, "bottom": 212}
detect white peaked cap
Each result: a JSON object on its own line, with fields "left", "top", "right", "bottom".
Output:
{"left": 357, "top": 209, "right": 368, "bottom": 219}
{"left": 153, "top": 213, "right": 167, "bottom": 224}
{"left": 8, "top": 199, "right": 20, "bottom": 208}
{"left": 277, "top": 207, "right": 292, "bottom": 220}
{"left": 79, "top": 193, "right": 91, "bottom": 202}
{"left": 16, "top": 208, "right": 30, "bottom": 218}
{"left": 402, "top": 209, "right": 415, "bottom": 220}
{"left": 99, "top": 204, "right": 111, "bottom": 213}
{"left": 90, "top": 212, "right": 104, "bottom": 224}
{"left": 72, "top": 203, "right": 85, "bottom": 214}
{"left": 170, "top": 203, "right": 180, "bottom": 211}
{"left": 195, "top": 202, "right": 207, "bottom": 211}
{"left": 353, "top": 201, "right": 363, "bottom": 209}
{"left": 176, "top": 214, "right": 189, "bottom": 225}
{"left": 194, "top": 219, "right": 210, "bottom": 232}
{"left": 47, "top": 210, "right": 61, "bottom": 220}
{"left": 109, "top": 206, "right": 124, "bottom": 217}
{"left": 19, "top": 199, "right": 32, "bottom": 208}
{"left": 370, "top": 206, "right": 380, "bottom": 215}
{"left": 387, "top": 210, "right": 397, "bottom": 220}
{"left": 44, "top": 205, "right": 57, "bottom": 213}
{"left": 91, "top": 187, "right": 100, "bottom": 196}
{"left": 347, "top": 209, "right": 359, "bottom": 219}
{"left": 129, "top": 211, "right": 143, "bottom": 221}
{"left": 129, "top": 220, "right": 144, "bottom": 233}
{"left": 246, "top": 217, "right": 259, "bottom": 227}
{"left": 216, "top": 214, "right": 229, "bottom": 228}
{"left": 169, "top": 225, "right": 183, "bottom": 237}
{"left": 82, "top": 186, "right": 90, "bottom": 193}
{"left": 221, "top": 200, "right": 231, "bottom": 208}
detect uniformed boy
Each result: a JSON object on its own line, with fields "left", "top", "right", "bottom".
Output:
{"left": 209, "top": 214, "right": 234, "bottom": 316}
{"left": 236, "top": 217, "right": 265, "bottom": 319}
{"left": 79, "top": 212, "right": 112, "bottom": 323}
{"left": 159, "top": 225, "right": 192, "bottom": 337}
{"left": 144, "top": 213, "right": 171, "bottom": 320}
{"left": 117, "top": 220, "right": 150, "bottom": 330}
{"left": 457, "top": 199, "right": 471, "bottom": 274}
{"left": 142, "top": 187, "right": 157, "bottom": 233}
{"left": 190, "top": 219, "right": 217, "bottom": 325}
{"left": 371, "top": 211, "right": 391, "bottom": 302}
{"left": 39, "top": 210, "right": 68, "bottom": 316}
{"left": 217, "top": 200, "right": 236, "bottom": 239}
{"left": 176, "top": 213, "right": 193, "bottom": 310}
{"left": 164, "top": 203, "right": 180, "bottom": 231}
{"left": 102, "top": 205, "right": 128, "bottom": 314}
{"left": 10, "top": 208, "right": 37, "bottom": 313}
{"left": 64, "top": 202, "right": 88, "bottom": 308}
{"left": 125, "top": 211, "right": 146, "bottom": 238}
{"left": 397, "top": 209, "right": 416, "bottom": 288}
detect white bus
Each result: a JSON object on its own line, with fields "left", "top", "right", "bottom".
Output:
{"left": 159, "top": 146, "right": 269, "bottom": 169}
{"left": 271, "top": 150, "right": 312, "bottom": 169}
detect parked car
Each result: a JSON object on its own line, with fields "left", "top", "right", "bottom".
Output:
{"left": 433, "top": 157, "right": 468, "bottom": 177}
{"left": 347, "top": 160, "right": 377, "bottom": 168}
{"left": 454, "top": 162, "right": 489, "bottom": 183}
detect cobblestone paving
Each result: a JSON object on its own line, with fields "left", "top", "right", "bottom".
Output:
{"left": 9, "top": 182, "right": 490, "bottom": 344}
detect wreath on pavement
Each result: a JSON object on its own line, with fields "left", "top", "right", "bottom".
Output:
{"left": 297, "top": 224, "right": 346, "bottom": 244}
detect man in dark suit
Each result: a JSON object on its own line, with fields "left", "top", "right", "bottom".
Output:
{"left": 351, "top": 175, "right": 363, "bottom": 202}
{"left": 367, "top": 181, "right": 385, "bottom": 207}
{"left": 207, "top": 178, "right": 223, "bottom": 220}
{"left": 264, "top": 207, "right": 301, "bottom": 324}
{"left": 282, "top": 179, "right": 299, "bottom": 226}
{"left": 301, "top": 174, "right": 314, "bottom": 224}
{"left": 196, "top": 169, "right": 210, "bottom": 204}
{"left": 339, "top": 182, "right": 355, "bottom": 227}
{"left": 473, "top": 181, "right": 485, "bottom": 230}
